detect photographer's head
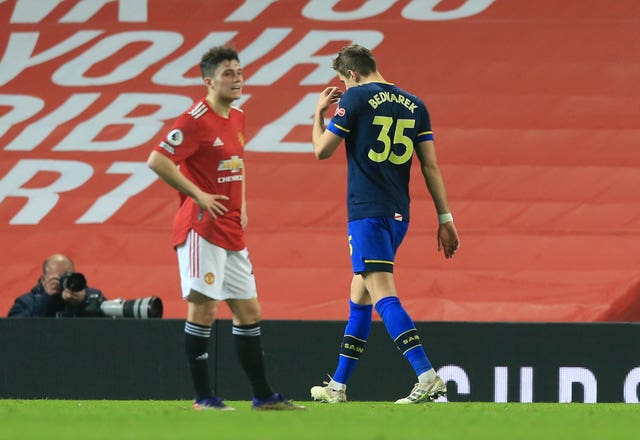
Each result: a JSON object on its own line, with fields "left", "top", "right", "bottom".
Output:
{"left": 40, "top": 254, "right": 75, "bottom": 296}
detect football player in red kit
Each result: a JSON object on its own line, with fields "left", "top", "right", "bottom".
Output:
{"left": 147, "top": 45, "right": 303, "bottom": 411}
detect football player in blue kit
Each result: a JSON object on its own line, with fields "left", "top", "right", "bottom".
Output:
{"left": 310, "top": 44, "right": 460, "bottom": 404}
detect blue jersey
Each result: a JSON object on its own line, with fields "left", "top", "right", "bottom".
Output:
{"left": 327, "top": 82, "right": 433, "bottom": 222}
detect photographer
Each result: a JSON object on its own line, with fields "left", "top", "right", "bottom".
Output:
{"left": 7, "top": 254, "right": 105, "bottom": 318}
{"left": 9, "top": 254, "right": 163, "bottom": 319}
{"left": 57, "top": 272, "right": 107, "bottom": 318}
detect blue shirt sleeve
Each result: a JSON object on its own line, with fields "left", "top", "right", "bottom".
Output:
{"left": 327, "top": 90, "right": 359, "bottom": 138}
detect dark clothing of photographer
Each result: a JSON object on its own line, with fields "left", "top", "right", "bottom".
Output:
{"left": 7, "top": 280, "right": 106, "bottom": 318}
{"left": 8, "top": 281, "right": 65, "bottom": 317}
{"left": 57, "top": 288, "right": 107, "bottom": 318}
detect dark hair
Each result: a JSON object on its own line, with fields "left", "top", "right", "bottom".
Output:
{"left": 332, "top": 44, "right": 377, "bottom": 77}
{"left": 199, "top": 46, "right": 240, "bottom": 78}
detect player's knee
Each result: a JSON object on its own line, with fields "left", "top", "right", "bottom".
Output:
{"left": 188, "top": 297, "right": 219, "bottom": 325}
{"left": 238, "top": 307, "right": 261, "bottom": 324}
{"left": 228, "top": 298, "right": 261, "bottom": 324}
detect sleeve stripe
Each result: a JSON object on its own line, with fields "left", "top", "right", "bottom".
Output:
{"left": 364, "top": 259, "right": 394, "bottom": 265}
{"left": 327, "top": 121, "right": 348, "bottom": 138}
{"left": 416, "top": 130, "right": 434, "bottom": 142}
{"left": 333, "top": 123, "right": 350, "bottom": 133}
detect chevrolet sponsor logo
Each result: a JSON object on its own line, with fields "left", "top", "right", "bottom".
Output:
{"left": 217, "top": 155, "right": 244, "bottom": 173}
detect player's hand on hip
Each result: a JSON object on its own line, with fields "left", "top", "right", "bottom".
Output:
{"left": 196, "top": 193, "right": 229, "bottom": 219}
{"left": 437, "top": 222, "right": 460, "bottom": 259}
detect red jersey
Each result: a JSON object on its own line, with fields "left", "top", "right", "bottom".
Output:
{"left": 154, "top": 99, "right": 246, "bottom": 251}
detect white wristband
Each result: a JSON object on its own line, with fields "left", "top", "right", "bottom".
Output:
{"left": 438, "top": 212, "right": 454, "bottom": 224}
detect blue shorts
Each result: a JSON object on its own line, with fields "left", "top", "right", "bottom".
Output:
{"left": 348, "top": 217, "right": 409, "bottom": 274}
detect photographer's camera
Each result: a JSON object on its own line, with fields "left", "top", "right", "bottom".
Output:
{"left": 100, "top": 297, "right": 163, "bottom": 319}
{"left": 58, "top": 271, "right": 163, "bottom": 319}
{"left": 59, "top": 271, "right": 87, "bottom": 292}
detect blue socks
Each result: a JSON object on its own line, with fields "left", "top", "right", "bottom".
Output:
{"left": 332, "top": 296, "right": 433, "bottom": 385}
{"left": 333, "top": 301, "right": 373, "bottom": 384}
{"left": 375, "top": 296, "right": 433, "bottom": 376}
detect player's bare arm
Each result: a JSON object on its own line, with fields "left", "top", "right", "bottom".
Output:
{"left": 240, "top": 162, "right": 248, "bottom": 229}
{"left": 415, "top": 140, "right": 460, "bottom": 259}
{"left": 312, "top": 86, "right": 343, "bottom": 160}
{"left": 147, "top": 150, "right": 229, "bottom": 219}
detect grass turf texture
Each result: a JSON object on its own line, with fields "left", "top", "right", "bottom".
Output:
{"left": 1, "top": 400, "right": 638, "bottom": 440}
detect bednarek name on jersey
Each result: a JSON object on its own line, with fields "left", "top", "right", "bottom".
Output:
{"left": 368, "top": 91, "right": 418, "bottom": 113}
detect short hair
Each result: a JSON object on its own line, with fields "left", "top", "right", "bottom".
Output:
{"left": 199, "top": 45, "right": 240, "bottom": 78}
{"left": 332, "top": 44, "right": 377, "bottom": 77}
{"left": 42, "top": 254, "right": 74, "bottom": 275}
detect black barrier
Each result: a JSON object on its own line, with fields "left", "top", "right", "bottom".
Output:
{"left": 0, "top": 319, "right": 638, "bottom": 402}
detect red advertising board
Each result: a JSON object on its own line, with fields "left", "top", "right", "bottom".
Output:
{"left": 1, "top": 0, "right": 639, "bottom": 321}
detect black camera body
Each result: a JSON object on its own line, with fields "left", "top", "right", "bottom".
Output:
{"left": 58, "top": 271, "right": 163, "bottom": 319}
{"left": 59, "top": 271, "right": 87, "bottom": 292}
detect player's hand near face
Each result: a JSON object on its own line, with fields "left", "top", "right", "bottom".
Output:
{"left": 438, "top": 222, "right": 460, "bottom": 259}
{"left": 316, "top": 86, "right": 343, "bottom": 116}
{"left": 313, "top": 87, "right": 345, "bottom": 160}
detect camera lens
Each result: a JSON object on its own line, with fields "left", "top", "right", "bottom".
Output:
{"left": 100, "top": 296, "right": 163, "bottom": 319}
{"left": 60, "top": 272, "right": 87, "bottom": 292}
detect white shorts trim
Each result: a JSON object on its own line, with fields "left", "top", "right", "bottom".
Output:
{"left": 176, "top": 229, "right": 257, "bottom": 300}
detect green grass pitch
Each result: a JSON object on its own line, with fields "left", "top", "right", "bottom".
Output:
{"left": 1, "top": 400, "right": 638, "bottom": 440}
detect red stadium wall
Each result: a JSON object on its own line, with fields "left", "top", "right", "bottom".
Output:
{"left": 1, "top": 0, "right": 639, "bottom": 321}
